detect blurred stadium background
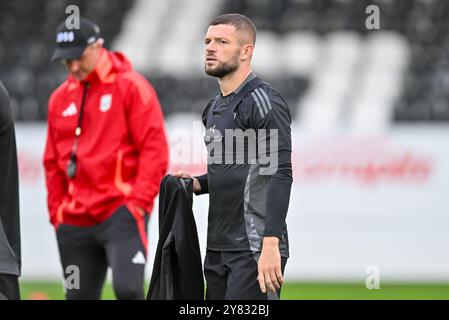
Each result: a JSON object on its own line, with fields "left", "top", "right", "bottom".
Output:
{"left": 1, "top": 0, "right": 449, "bottom": 299}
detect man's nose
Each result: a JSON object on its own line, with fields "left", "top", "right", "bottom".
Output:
{"left": 66, "top": 60, "right": 81, "bottom": 73}
{"left": 206, "top": 42, "right": 216, "bottom": 53}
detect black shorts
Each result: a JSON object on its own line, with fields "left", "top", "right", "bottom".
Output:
{"left": 56, "top": 205, "right": 149, "bottom": 300}
{"left": 0, "top": 274, "right": 20, "bottom": 300}
{"left": 204, "top": 250, "right": 288, "bottom": 300}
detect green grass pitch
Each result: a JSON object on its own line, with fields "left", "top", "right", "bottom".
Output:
{"left": 19, "top": 281, "right": 449, "bottom": 300}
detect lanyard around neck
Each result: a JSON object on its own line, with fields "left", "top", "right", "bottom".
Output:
{"left": 67, "top": 82, "right": 90, "bottom": 179}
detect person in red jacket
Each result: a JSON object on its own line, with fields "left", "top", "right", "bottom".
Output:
{"left": 43, "top": 17, "right": 169, "bottom": 300}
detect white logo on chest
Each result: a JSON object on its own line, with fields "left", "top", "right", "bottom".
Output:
{"left": 99, "top": 94, "right": 112, "bottom": 112}
{"left": 62, "top": 102, "right": 77, "bottom": 117}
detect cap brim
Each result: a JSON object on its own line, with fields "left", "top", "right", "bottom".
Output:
{"left": 51, "top": 46, "right": 86, "bottom": 61}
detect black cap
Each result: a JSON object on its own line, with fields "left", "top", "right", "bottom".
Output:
{"left": 51, "top": 17, "right": 101, "bottom": 61}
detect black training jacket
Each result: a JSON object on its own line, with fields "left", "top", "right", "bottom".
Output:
{"left": 195, "top": 74, "right": 292, "bottom": 257}
{"left": 147, "top": 175, "right": 204, "bottom": 300}
{"left": 0, "top": 81, "right": 21, "bottom": 277}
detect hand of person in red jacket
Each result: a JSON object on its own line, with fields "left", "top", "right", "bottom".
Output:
{"left": 127, "top": 201, "right": 146, "bottom": 218}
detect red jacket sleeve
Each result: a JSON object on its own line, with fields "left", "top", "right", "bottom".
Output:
{"left": 43, "top": 101, "right": 68, "bottom": 225}
{"left": 124, "top": 74, "right": 169, "bottom": 212}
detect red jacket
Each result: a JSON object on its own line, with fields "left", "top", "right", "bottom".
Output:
{"left": 43, "top": 49, "right": 169, "bottom": 228}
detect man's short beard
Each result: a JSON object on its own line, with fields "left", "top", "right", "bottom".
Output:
{"left": 205, "top": 59, "right": 239, "bottom": 78}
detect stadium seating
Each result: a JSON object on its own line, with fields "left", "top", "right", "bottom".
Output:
{"left": 221, "top": 0, "right": 449, "bottom": 123}
{"left": 0, "top": 0, "right": 448, "bottom": 123}
{"left": 0, "top": 0, "right": 134, "bottom": 120}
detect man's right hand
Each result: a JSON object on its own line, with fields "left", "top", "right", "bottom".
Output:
{"left": 173, "top": 171, "right": 201, "bottom": 193}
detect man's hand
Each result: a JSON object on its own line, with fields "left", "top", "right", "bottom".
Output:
{"left": 127, "top": 202, "right": 146, "bottom": 217}
{"left": 173, "top": 171, "right": 201, "bottom": 193}
{"left": 136, "top": 206, "right": 145, "bottom": 217}
{"left": 257, "top": 237, "right": 284, "bottom": 293}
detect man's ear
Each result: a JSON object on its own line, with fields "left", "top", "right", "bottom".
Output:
{"left": 241, "top": 44, "right": 254, "bottom": 61}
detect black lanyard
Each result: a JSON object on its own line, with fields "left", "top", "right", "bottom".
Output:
{"left": 67, "top": 82, "right": 90, "bottom": 179}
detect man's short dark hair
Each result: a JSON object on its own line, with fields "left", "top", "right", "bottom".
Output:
{"left": 209, "top": 13, "right": 257, "bottom": 45}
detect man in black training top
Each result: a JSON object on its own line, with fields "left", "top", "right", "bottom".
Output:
{"left": 0, "top": 81, "right": 21, "bottom": 300}
{"left": 175, "top": 13, "right": 292, "bottom": 300}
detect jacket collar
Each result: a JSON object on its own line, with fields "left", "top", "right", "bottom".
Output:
{"left": 67, "top": 49, "right": 116, "bottom": 91}
{"left": 90, "top": 48, "right": 116, "bottom": 83}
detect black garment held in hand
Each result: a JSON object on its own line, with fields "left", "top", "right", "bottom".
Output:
{"left": 147, "top": 175, "right": 204, "bottom": 300}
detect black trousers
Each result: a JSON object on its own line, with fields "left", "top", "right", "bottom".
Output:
{"left": 56, "top": 205, "right": 148, "bottom": 300}
{"left": 204, "top": 250, "right": 288, "bottom": 300}
{"left": 0, "top": 274, "right": 20, "bottom": 300}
